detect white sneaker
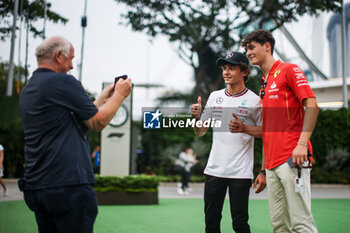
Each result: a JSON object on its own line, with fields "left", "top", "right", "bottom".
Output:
{"left": 4, "top": 189, "right": 8, "bottom": 197}
{"left": 177, "top": 188, "right": 184, "bottom": 195}
{"left": 184, "top": 190, "right": 190, "bottom": 195}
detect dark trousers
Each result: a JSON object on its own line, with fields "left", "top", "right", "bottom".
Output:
{"left": 204, "top": 175, "right": 252, "bottom": 233}
{"left": 174, "top": 165, "right": 191, "bottom": 190}
{"left": 23, "top": 184, "right": 98, "bottom": 233}
{"left": 181, "top": 169, "right": 191, "bottom": 190}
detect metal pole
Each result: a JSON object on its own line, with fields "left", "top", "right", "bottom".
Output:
{"left": 6, "top": 0, "right": 19, "bottom": 96}
{"left": 43, "top": 0, "right": 47, "bottom": 39}
{"left": 341, "top": 0, "right": 348, "bottom": 108}
{"left": 78, "top": 0, "right": 88, "bottom": 82}
{"left": 18, "top": 0, "right": 24, "bottom": 82}
{"left": 18, "top": 15, "right": 22, "bottom": 81}
{"left": 24, "top": 16, "right": 29, "bottom": 84}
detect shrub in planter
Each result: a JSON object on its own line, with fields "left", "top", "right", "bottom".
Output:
{"left": 94, "top": 175, "right": 160, "bottom": 205}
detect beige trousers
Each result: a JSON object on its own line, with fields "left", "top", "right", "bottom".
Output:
{"left": 266, "top": 162, "right": 318, "bottom": 233}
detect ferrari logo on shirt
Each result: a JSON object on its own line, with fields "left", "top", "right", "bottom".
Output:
{"left": 271, "top": 81, "right": 277, "bottom": 89}
{"left": 274, "top": 70, "right": 281, "bottom": 78}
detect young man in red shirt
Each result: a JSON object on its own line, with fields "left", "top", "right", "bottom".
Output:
{"left": 241, "top": 29, "right": 319, "bottom": 233}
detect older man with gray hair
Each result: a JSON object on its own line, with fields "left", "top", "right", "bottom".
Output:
{"left": 19, "top": 36, "right": 132, "bottom": 232}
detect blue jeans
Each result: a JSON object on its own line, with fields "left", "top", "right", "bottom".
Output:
{"left": 24, "top": 184, "right": 98, "bottom": 233}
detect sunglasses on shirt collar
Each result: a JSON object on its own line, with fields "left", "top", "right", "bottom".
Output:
{"left": 260, "top": 78, "right": 267, "bottom": 99}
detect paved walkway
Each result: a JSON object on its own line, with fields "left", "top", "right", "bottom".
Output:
{"left": 1, "top": 179, "right": 350, "bottom": 202}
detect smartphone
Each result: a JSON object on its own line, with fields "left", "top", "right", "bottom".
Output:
{"left": 286, "top": 157, "right": 294, "bottom": 168}
{"left": 286, "top": 150, "right": 312, "bottom": 168}
{"left": 114, "top": 75, "right": 128, "bottom": 84}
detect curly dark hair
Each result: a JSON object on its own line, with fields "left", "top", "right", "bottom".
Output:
{"left": 239, "top": 62, "right": 250, "bottom": 82}
{"left": 241, "top": 29, "right": 275, "bottom": 55}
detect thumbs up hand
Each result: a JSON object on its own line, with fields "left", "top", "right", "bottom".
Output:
{"left": 191, "top": 96, "right": 202, "bottom": 120}
{"left": 229, "top": 113, "right": 246, "bottom": 133}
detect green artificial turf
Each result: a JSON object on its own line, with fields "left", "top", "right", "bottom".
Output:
{"left": 0, "top": 199, "right": 349, "bottom": 233}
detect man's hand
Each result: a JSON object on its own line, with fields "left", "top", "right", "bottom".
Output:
{"left": 292, "top": 144, "right": 308, "bottom": 168}
{"left": 191, "top": 96, "right": 202, "bottom": 120}
{"left": 86, "top": 78, "right": 132, "bottom": 131}
{"left": 94, "top": 83, "right": 115, "bottom": 108}
{"left": 229, "top": 113, "right": 246, "bottom": 133}
{"left": 114, "top": 77, "right": 132, "bottom": 99}
{"left": 253, "top": 173, "right": 266, "bottom": 193}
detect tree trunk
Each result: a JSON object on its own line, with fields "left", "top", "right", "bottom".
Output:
{"left": 194, "top": 47, "right": 224, "bottom": 105}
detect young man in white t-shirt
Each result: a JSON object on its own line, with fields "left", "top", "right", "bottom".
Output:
{"left": 191, "top": 52, "right": 266, "bottom": 233}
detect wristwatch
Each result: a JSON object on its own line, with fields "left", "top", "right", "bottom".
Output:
{"left": 259, "top": 170, "right": 266, "bottom": 175}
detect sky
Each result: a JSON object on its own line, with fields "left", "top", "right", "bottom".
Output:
{"left": 0, "top": 0, "right": 348, "bottom": 119}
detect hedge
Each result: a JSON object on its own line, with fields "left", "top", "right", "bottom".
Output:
{"left": 94, "top": 175, "right": 159, "bottom": 193}
{"left": 311, "top": 108, "right": 350, "bottom": 166}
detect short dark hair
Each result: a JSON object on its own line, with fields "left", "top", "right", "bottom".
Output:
{"left": 239, "top": 62, "right": 250, "bottom": 82}
{"left": 241, "top": 29, "right": 275, "bottom": 55}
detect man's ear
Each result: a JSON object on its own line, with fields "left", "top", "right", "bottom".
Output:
{"left": 242, "top": 69, "right": 249, "bottom": 77}
{"left": 264, "top": 42, "right": 271, "bottom": 53}
{"left": 55, "top": 50, "right": 63, "bottom": 64}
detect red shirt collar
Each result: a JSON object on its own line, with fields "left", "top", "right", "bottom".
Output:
{"left": 268, "top": 60, "right": 282, "bottom": 75}
{"left": 262, "top": 60, "right": 282, "bottom": 79}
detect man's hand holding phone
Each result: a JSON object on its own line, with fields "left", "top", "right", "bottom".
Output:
{"left": 113, "top": 74, "right": 132, "bottom": 99}
{"left": 114, "top": 75, "right": 128, "bottom": 84}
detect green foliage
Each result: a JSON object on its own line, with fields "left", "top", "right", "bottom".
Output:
{"left": 88, "top": 130, "right": 101, "bottom": 154}
{"left": 323, "top": 147, "right": 350, "bottom": 170}
{"left": 157, "top": 90, "right": 197, "bottom": 107}
{"left": 311, "top": 108, "right": 350, "bottom": 166}
{"left": 0, "top": 0, "right": 68, "bottom": 40}
{"left": 139, "top": 117, "right": 212, "bottom": 175}
{"left": 0, "top": 96, "right": 25, "bottom": 177}
{"left": 94, "top": 175, "right": 160, "bottom": 193}
{"left": 245, "top": 68, "right": 262, "bottom": 96}
{"left": 0, "top": 60, "right": 27, "bottom": 96}
{"left": 311, "top": 167, "right": 350, "bottom": 184}
{"left": 190, "top": 174, "right": 205, "bottom": 183}
{"left": 253, "top": 137, "right": 263, "bottom": 175}
{"left": 157, "top": 174, "right": 205, "bottom": 183}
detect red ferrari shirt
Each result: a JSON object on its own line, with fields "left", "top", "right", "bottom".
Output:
{"left": 261, "top": 60, "right": 315, "bottom": 169}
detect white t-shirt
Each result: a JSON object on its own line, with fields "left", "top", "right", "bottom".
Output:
{"left": 175, "top": 152, "right": 196, "bottom": 172}
{"left": 200, "top": 88, "right": 262, "bottom": 179}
